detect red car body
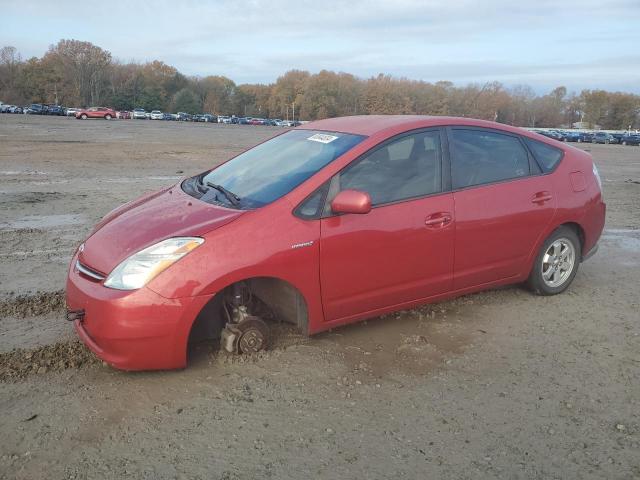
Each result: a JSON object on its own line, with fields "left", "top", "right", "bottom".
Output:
{"left": 66, "top": 116, "right": 606, "bottom": 371}
{"left": 75, "top": 107, "right": 116, "bottom": 119}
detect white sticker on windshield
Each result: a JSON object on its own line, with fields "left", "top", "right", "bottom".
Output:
{"left": 307, "top": 133, "right": 339, "bottom": 144}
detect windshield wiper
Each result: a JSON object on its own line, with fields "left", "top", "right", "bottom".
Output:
{"left": 205, "top": 181, "right": 241, "bottom": 206}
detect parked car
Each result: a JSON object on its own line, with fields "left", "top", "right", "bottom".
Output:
{"left": 561, "top": 131, "right": 581, "bottom": 142}
{"left": 236, "top": 117, "right": 251, "bottom": 125}
{"left": 592, "top": 132, "right": 617, "bottom": 144}
{"left": 163, "top": 113, "right": 174, "bottom": 121}
{"left": 192, "top": 114, "right": 206, "bottom": 122}
{"left": 118, "top": 111, "right": 131, "bottom": 119}
{"left": 610, "top": 133, "right": 625, "bottom": 143}
{"left": 150, "top": 110, "right": 164, "bottom": 120}
{"left": 176, "top": 112, "right": 192, "bottom": 121}
{"left": 621, "top": 133, "right": 640, "bottom": 146}
{"left": 534, "top": 130, "right": 563, "bottom": 141}
{"left": 26, "top": 103, "right": 47, "bottom": 115}
{"left": 65, "top": 107, "right": 81, "bottom": 116}
{"left": 46, "top": 105, "right": 65, "bottom": 116}
{"left": 576, "top": 132, "right": 594, "bottom": 143}
{"left": 66, "top": 115, "right": 605, "bottom": 371}
{"left": 11, "top": 106, "right": 23, "bottom": 114}
{"left": 75, "top": 107, "right": 116, "bottom": 120}
{"left": 280, "top": 120, "right": 301, "bottom": 127}
{"left": 132, "top": 108, "right": 147, "bottom": 119}
{"left": 202, "top": 114, "right": 216, "bottom": 123}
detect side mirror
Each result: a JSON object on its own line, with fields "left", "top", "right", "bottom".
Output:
{"left": 331, "top": 189, "right": 372, "bottom": 215}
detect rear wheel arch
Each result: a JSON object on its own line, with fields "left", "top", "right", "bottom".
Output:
{"left": 526, "top": 221, "right": 586, "bottom": 277}
{"left": 561, "top": 222, "right": 586, "bottom": 253}
{"left": 527, "top": 224, "right": 582, "bottom": 295}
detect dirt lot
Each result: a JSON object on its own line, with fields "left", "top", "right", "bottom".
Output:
{"left": 0, "top": 115, "right": 638, "bottom": 479}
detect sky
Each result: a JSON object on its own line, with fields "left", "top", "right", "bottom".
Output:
{"left": 2, "top": 0, "right": 640, "bottom": 93}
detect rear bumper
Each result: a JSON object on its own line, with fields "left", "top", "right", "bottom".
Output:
{"left": 66, "top": 253, "right": 213, "bottom": 371}
{"left": 581, "top": 242, "right": 598, "bottom": 262}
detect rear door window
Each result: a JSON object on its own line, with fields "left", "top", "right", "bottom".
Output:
{"left": 524, "top": 138, "right": 563, "bottom": 172}
{"left": 451, "top": 129, "right": 530, "bottom": 189}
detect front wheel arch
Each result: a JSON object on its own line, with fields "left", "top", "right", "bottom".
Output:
{"left": 187, "top": 276, "right": 310, "bottom": 347}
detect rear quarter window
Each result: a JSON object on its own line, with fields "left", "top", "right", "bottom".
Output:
{"left": 524, "top": 138, "right": 564, "bottom": 172}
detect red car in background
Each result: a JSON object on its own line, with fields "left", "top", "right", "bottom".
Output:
{"left": 75, "top": 107, "right": 116, "bottom": 120}
{"left": 66, "top": 115, "right": 606, "bottom": 371}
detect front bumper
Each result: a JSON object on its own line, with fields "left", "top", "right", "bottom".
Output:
{"left": 66, "top": 253, "right": 213, "bottom": 371}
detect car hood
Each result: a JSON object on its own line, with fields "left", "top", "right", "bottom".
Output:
{"left": 79, "top": 185, "right": 243, "bottom": 274}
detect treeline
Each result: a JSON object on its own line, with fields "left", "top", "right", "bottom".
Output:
{"left": 1, "top": 40, "right": 639, "bottom": 129}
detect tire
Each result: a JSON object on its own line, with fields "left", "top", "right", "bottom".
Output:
{"left": 105, "top": 114, "right": 112, "bottom": 120}
{"left": 81, "top": 114, "right": 88, "bottom": 120}
{"left": 577, "top": 138, "right": 582, "bottom": 143}
{"left": 622, "top": 141, "right": 627, "bottom": 146}
{"left": 527, "top": 226, "right": 581, "bottom": 296}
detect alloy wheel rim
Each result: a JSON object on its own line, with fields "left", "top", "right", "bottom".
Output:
{"left": 541, "top": 238, "right": 575, "bottom": 288}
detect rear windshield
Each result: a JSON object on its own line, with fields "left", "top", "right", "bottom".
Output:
{"left": 183, "top": 129, "right": 365, "bottom": 209}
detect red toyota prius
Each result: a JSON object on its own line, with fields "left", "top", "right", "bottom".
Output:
{"left": 66, "top": 116, "right": 606, "bottom": 371}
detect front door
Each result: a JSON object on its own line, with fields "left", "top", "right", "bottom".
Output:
{"left": 319, "top": 129, "right": 455, "bottom": 322}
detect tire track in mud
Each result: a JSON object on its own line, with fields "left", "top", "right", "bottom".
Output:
{"left": 0, "top": 340, "right": 100, "bottom": 381}
{"left": 0, "top": 290, "right": 65, "bottom": 318}
{"left": 0, "top": 290, "right": 87, "bottom": 381}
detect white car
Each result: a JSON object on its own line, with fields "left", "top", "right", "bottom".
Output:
{"left": 150, "top": 110, "right": 164, "bottom": 120}
{"left": 132, "top": 108, "right": 147, "bottom": 119}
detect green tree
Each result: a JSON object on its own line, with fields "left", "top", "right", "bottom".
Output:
{"left": 171, "top": 88, "right": 200, "bottom": 113}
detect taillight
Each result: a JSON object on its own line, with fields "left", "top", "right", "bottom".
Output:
{"left": 592, "top": 162, "right": 603, "bottom": 195}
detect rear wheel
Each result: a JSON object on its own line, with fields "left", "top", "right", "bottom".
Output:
{"left": 105, "top": 114, "right": 112, "bottom": 120}
{"left": 81, "top": 114, "right": 88, "bottom": 120}
{"left": 528, "top": 226, "right": 581, "bottom": 295}
{"left": 622, "top": 140, "right": 627, "bottom": 146}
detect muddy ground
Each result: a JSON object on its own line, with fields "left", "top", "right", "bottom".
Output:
{"left": 0, "top": 115, "right": 638, "bottom": 479}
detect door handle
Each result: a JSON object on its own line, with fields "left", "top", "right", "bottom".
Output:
{"left": 425, "top": 212, "right": 453, "bottom": 228}
{"left": 531, "top": 192, "right": 553, "bottom": 204}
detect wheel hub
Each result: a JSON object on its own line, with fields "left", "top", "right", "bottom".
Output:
{"left": 541, "top": 238, "right": 575, "bottom": 288}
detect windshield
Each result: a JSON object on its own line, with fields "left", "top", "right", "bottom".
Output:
{"left": 184, "top": 129, "right": 365, "bottom": 209}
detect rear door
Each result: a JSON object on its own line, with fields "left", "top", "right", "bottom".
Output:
{"left": 319, "top": 129, "right": 455, "bottom": 322}
{"left": 449, "top": 127, "right": 556, "bottom": 290}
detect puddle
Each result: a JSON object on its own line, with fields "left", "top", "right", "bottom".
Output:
{"left": 0, "top": 214, "right": 84, "bottom": 230}
{"left": 148, "top": 176, "right": 182, "bottom": 181}
{"left": 100, "top": 176, "right": 181, "bottom": 183}
{"left": 602, "top": 228, "right": 640, "bottom": 253}
{"left": 316, "top": 302, "right": 474, "bottom": 378}
{"left": 0, "top": 170, "right": 47, "bottom": 175}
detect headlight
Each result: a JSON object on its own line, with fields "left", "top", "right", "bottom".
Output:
{"left": 104, "top": 237, "right": 204, "bottom": 290}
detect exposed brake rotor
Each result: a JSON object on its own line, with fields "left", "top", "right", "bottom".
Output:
{"left": 220, "top": 316, "right": 270, "bottom": 354}
{"left": 237, "top": 316, "right": 269, "bottom": 353}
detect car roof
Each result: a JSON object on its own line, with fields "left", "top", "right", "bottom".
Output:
{"left": 300, "top": 115, "right": 538, "bottom": 137}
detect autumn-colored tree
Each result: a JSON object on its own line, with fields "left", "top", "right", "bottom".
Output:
{"left": 195, "top": 76, "right": 236, "bottom": 115}
{"left": 43, "top": 39, "right": 112, "bottom": 106}
{"left": 1, "top": 40, "right": 639, "bottom": 129}
{"left": 0, "top": 46, "right": 23, "bottom": 103}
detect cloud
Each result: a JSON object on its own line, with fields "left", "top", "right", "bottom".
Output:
{"left": 2, "top": 0, "right": 640, "bottom": 91}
